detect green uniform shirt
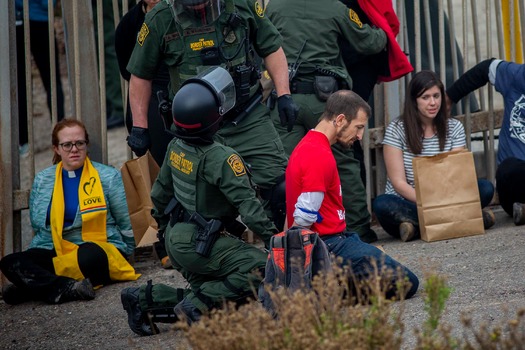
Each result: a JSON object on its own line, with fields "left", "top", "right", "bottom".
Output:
{"left": 151, "top": 138, "right": 276, "bottom": 243}
{"left": 266, "top": 0, "right": 387, "bottom": 86}
{"left": 127, "top": 0, "right": 282, "bottom": 95}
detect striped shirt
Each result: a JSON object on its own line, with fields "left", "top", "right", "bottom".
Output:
{"left": 383, "top": 117, "right": 466, "bottom": 197}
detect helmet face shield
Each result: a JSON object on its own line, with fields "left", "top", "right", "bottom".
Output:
{"left": 196, "top": 67, "right": 236, "bottom": 115}
{"left": 167, "top": 0, "right": 223, "bottom": 26}
{"left": 186, "top": 66, "right": 235, "bottom": 116}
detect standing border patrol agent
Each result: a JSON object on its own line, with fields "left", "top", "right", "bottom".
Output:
{"left": 121, "top": 67, "right": 278, "bottom": 336}
{"left": 266, "top": 0, "right": 387, "bottom": 242}
{"left": 126, "top": 0, "right": 298, "bottom": 230}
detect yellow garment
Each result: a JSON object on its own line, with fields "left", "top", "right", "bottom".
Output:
{"left": 51, "top": 157, "right": 140, "bottom": 282}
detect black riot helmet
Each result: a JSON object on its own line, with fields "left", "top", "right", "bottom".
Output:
{"left": 172, "top": 66, "right": 235, "bottom": 145}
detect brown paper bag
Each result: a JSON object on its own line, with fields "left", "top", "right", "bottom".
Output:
{"left": 413, "top": 150, "right": 484, "bottom": 242}
{"left": 121, "top": 152, "right": 160, "bottom": 247}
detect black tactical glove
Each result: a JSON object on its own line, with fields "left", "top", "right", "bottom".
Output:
{"left": 277, "top": 94, "right": 299, "bottom": 132}
{"left": 127, "top": 126, "right": 151, "bottom": 157}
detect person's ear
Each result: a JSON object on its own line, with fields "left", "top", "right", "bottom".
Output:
{"left": 335, "top": 114, "right": 346, "bottom": 126}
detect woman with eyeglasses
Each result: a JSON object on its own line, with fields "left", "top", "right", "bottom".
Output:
{"left": 0, "top": 119, "right": 140, "bottom": 305}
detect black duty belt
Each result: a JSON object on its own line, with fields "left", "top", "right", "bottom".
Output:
{"left": 291, "top": 81, "right": 316, "bottom": 94}
{"left": 170, "top": 209, "right": 192, "bottom": 226}
{"left": 179, "top": 210, "right": 192, "bottom": 223}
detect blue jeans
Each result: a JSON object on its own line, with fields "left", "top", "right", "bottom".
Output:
{"left": 373, "top": 179, "right": 494, "bottom": 239}
{"left": 322, "top": 232, "right": 419, "bottom": 299}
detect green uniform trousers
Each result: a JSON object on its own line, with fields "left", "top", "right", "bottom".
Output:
{"left": 215, "top": 103, "right": 287, "bottom": 190}
{"left": 271, "top": 93, "right": 371, "bottom": 235}
{"left": 139, "top": 223, "right": 267, "bottom": 314}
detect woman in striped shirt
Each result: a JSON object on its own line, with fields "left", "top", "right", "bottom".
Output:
{"left": 372, "top": 70, "right": 494, "bottom": 242}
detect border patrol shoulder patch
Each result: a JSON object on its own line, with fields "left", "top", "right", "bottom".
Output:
{"left": 254, "top": 0, "right": 265, "bottom": 18}
{"left": 138, "top": 23, "right": 150, "bottom": 46}
{"left": 227, "top": 154, "right": 246, "bottom": 176}
{"left": 348, "top": 9, "right": 363, "bottom": 28}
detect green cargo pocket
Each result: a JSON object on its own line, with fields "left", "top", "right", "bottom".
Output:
{"left": 167, "top": 223, "right": 196, "bottom": 246}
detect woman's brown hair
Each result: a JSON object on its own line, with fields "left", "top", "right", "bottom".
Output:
{"left": 402, "top": 70, "right": 448, "bottom": 155}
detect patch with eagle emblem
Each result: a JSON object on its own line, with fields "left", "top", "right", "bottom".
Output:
{"left": 227, "top": 154, "right": 246, "bottom": 176}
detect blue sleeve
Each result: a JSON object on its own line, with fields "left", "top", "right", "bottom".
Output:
{"left": 494, "top": 61, "right": 525, "bottom": 96}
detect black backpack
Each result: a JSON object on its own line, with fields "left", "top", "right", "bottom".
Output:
{"left": 258, "top": 227, "right": 332, "bottom": 314}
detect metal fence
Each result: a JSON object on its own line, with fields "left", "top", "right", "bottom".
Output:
{"left": 0, "top": 0, "right": 523, "bottom": 264}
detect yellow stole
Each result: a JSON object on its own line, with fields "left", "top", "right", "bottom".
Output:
{"left": 51, "top": 157, "right": 140, "bottom": 283}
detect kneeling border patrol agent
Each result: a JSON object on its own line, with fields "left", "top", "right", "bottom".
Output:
{"left": 121, "top": 67, "right": 278, "bottom": 336}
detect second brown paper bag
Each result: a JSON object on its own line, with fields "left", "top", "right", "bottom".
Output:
{"left": 413, "top": 149, "right": 484, "bottom": 242}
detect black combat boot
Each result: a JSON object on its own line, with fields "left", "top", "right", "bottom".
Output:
{"left": 121, "top": 287, "right": 159, "bottom": 336}
{"left": 173, "top": 298, "right": 202, "bottom": 325}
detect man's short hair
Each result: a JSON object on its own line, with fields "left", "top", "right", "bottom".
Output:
{"left": 320, "top": 90, "right": 371, "bottom": 122}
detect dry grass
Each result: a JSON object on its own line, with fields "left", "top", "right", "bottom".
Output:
{"left": 172, "top": 263, "right": 525, "bottom": 350}
{"left": 179, "top": 262, "right": 409, "bottom": 350}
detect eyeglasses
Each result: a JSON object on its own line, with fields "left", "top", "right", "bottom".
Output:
{"left": 59, "top": 140, "right": 88, "bottom": 152}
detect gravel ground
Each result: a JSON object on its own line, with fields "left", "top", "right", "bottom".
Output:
{"left": 2, "top": 200, "right": 524, "bottom": 349}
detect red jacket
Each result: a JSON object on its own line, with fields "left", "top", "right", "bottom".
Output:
{"left": 357, "top": 0, "right": 413, "bottom": 82}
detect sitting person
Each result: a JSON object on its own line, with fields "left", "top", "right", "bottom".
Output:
{"left": 286, "top": 90, "right": 419, "bottom": 300}
{"left": 0, "top": 119, "right": 139, "bottom": 305}
{"left": 446, "top": 58, "right": 525, "bottom": 225}
{"left": 373, "top": 71, "right": 495, "bottom": 242}
{"left": 120, "top": 67, "right": 278, "bottom": 336}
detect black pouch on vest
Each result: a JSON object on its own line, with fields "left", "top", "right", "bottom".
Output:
{"left": 201, "top": 47, "right": 221, "bottom": 65}
{"left": 313, "top": 76, "right": 338, "bottom": 101}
